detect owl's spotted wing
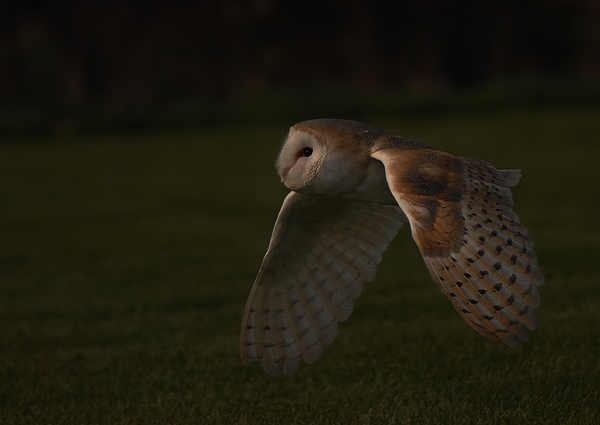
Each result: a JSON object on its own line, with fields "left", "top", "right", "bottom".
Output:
{"left": 372, "top": 147, "right": 544, "bottom": 347}
{"left": 241, "top": 191, "right": 406, "bottom": 377}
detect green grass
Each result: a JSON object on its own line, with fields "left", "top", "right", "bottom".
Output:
{"left": 1, "top": 107, "right": 599, "bottom": 424}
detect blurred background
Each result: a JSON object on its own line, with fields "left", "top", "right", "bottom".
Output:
{"left": 2, "top": 0, "right": 600, "bottom": 137}
{"left": 2, "top": 2, "right": 600, "bottom": 422}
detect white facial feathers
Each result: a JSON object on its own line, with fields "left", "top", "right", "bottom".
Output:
{"left": 276, "top": 127, "right": 327, "bottom": 192}
{"left": 277, "top": 119, "right": 413, "bottom": 201}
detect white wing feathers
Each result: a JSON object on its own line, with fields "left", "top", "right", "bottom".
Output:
{"left": 240, "top": 191, "right": 406, "bottom": 377}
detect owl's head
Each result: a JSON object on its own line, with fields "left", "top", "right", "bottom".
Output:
{"left": 276, "top": 119, "right": 385, "bottom": 196}
{"left": 276, "top": 125, "right": 327, "bottom": 192}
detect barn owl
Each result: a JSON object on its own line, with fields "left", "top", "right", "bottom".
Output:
{"left": 240, "top": 119, "right": 543, "bottom": 378}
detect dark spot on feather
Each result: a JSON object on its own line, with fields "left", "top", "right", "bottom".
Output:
{"left": 463, "top": 272, "right": 472, "bottom": 279}
{"left": 263, "top": 326, "right": 270, "bottom": 331}
{"left": 493, "top": 262, "right": 502, "bottom": 271}
{"left": 456, "top": 281, "right": 463, "bottom": 287}
{"left": 467, "top": 258, "right": 475, "bottom": 263}
{"left": 478, "top": 289, "right": 487, "bottom": 295}
{"left": 491, "top": 230, "right": 498, "bottom": 237}
{"left": 479, "top": 236, "right": 486, "bottom": 243}
{"left": 468, "top": 299, "right": 478, "bottom": 304}
{"left": 507, "top": 294, "right": 516, "bottom": 305}
{"left": 495, "top": 245, "right": 503, "bottom": 253}
{"left": 447, "top": 188, "right": 462, "bottom": 202}
{"left": 477, "top": 249, "right": 485, "bottom": 257}
{"left": 509, "top": 274, "right": 517, "bottom": 284}
{"left": 493, "top": 305, "right": 504, "bottom": 311}
{"left": 480, "top": 270, "right": 489, "bottom": 278}
{"left": 493, "top": 282, "right": 503, "bottom": 291}
{"left": 510, "top": 254, "right": 518, "bottom": 264}
{"left": 506, "top": 238, "right": 513, "bottom": 246}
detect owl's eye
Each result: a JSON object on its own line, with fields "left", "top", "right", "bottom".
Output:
{"left": 302, "top": 147, "right": 313, "bottom": 157}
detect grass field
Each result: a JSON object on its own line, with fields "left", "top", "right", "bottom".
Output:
{"left": 1, "top": 105, "right": 599, "bottom": 424}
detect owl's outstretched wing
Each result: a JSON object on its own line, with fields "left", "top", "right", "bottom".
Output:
{"left": 372, "top": 147, "right": 544, "bottom": 347}
{"left": 240, "top": 191, "right": 406, "bottom": 377}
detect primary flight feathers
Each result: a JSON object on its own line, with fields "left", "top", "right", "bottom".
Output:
{"left": 240, "top": 119, "right": 543, "bottom": 377}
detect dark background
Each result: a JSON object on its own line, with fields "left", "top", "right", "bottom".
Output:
{"left": 1, "top": 0, "right": 600, "bottom": 135}
{"left": 2, "top": 3, "right": 600, "bottom": 422}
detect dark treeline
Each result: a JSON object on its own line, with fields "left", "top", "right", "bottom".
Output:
{"left": 1, "top": 0, "right": 599, "bottom": 116}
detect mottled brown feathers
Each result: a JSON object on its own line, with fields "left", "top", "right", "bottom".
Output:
{"left": 372, "top": 144, "right": 543, "bottom": 347}
{"left": 372, "top": 148, "right": 467, "bottom": 257}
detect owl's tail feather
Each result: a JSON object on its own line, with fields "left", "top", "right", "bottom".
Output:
{"left": 498, "top": 169, "right": 521, "bottom": 187}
